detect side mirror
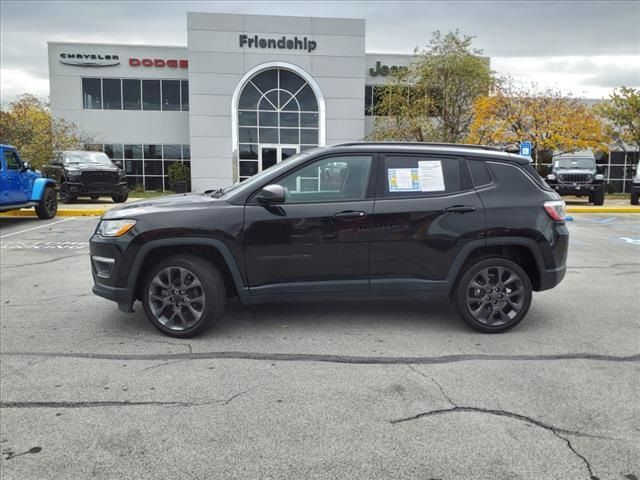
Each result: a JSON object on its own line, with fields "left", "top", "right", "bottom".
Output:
{"left": 113, "top": 160, "right": 123, "bottom": 168}
{"left": 21, "top": 161, "right": 31, "bottom": 172}
{"left": 257, "top": 184, "right": 285, "bottom": 204}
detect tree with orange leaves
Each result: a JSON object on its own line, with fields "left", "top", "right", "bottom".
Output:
{"left": 467, "top": 82, "right": 607, "bottom": 166}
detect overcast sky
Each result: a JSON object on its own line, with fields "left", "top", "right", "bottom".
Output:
{"left": 1, "top": 0, "right": 639, "bottom": 103}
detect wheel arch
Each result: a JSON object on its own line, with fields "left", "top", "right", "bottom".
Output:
{"left": 128, "top": 238, "right": 248, "bottom": 303}
{"left": 447, "top": 239, "right": 545, "bottom": 292}
{"left": 30, "top": 178, "right": 56, "bottom": 201}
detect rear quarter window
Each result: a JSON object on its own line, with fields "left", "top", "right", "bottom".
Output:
{"left": 467, "top": 159, "right": 493, "bottom": 187}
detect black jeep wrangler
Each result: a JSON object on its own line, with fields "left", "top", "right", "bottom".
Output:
{"left": 545, "top": 152, "right": 605, "bottom": 205}
{"left": 42, "top": 151, "right": 128, "bottom": 203}
{"left": 90, "top": 142, "right": 568, "bottom": 337}
{"left": 631, "top": 160, "right": 640, "bottom": 205}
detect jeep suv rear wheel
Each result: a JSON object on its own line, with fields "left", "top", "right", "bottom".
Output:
{"left": 142, "top": 255, "right": 226, "bottom": 338}
{"left": 455, "top": 258, "right": 532, "bottom": 333}
{"left": 35, "top": 186, "right": 57, "bottom": 219}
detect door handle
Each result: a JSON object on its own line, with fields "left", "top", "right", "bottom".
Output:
{"left": 334, "top": 210, "right": 367, "bottom": 219}
{"left": 445, "top": 205, "right": 476, "bottom": 213}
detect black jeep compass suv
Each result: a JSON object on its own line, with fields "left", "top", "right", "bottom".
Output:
{"left": 90, "top": 143, "right": 568, "bottom": 337}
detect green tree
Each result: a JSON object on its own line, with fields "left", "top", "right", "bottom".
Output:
{"left": 595, "top": 87, "right": 640, "bottom": 151}
{"left": 0, "top": 94, "right": 98, "bottom": 168}
{"left": 368, "top": 30, "right": 494, "bottom": 143}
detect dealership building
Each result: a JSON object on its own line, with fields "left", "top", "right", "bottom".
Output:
{"left": 48, "top": 11, "right": 637, "bottom": 192}
{"left": 48, "top": 11, "right": 419, "bottom": 191}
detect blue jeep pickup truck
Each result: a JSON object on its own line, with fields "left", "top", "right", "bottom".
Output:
{"left": 0, "top": 144, "right": 58, "bottom": 219}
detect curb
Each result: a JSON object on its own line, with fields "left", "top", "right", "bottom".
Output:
{"left": 1, "top": 209, "right": 107, "bottom": 217}
{"left": 566, "top": 206, "right": 640, "bottom": 213}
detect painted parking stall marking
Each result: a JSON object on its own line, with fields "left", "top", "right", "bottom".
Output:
{"left": 0, "top": 241, "right": 88, "bottom": 250}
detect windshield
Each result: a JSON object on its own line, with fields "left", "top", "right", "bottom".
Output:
{"left": 215, "top": 149, "right": 318, "bottom": 198}
{"left": 64, "top": 151, "right": 112, "bottom": 165}
{"left": 554, "top": 158, "right": 595, "bottom": 170}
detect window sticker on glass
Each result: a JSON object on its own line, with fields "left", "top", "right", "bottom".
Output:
{"left": 418, "top": 160, "right": 445, "bottom": 192}
{"left": 388, "top": 168, "right": 420, "bottom": 192}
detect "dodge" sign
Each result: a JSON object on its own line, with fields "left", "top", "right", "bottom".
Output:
{"left": 129, "top": 58, "right": 188, "bottom": 68}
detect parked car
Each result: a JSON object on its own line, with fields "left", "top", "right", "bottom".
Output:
{"left": 90, "top": 142, "right": 569, "bottom": 337}
{"left": 0, "top": 144, "right": 57, "bottom": 219}
{"left": 631, "top": 160, "right": 640, "bottom": 205}
{"left": 545, "top": 151, "right": 605, "bottom": 205}
{"left": 42, "top": 151, "right": 128, "bottom": 203}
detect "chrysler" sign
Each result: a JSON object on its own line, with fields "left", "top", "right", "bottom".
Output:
{"left": 59, "top": 53, "right": 120, "bottom": 67}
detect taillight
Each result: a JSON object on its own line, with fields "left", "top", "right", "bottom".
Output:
{"left": 544, "top": 200, "right": 566, "bottom": 221}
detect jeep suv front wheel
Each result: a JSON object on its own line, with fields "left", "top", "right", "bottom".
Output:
{"left": 142, "top": 255, "right": 226, "bottom": 338}
{"left": 454, "top": 258, "right": 532, "bottom": 333}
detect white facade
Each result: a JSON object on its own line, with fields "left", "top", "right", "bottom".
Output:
{"left": 48, "top": 12, "right": 418, "bottom": 191}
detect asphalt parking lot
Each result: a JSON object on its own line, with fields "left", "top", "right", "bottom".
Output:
{"left": 0, "top": 214, "right": 638, "bottom": 480}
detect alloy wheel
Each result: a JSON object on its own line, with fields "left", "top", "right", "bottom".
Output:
{"left": 465, "top": 266, "right": 525, "bottom": 326}
{"left": 147, "top": 266, "right": 206, "bottom": 331}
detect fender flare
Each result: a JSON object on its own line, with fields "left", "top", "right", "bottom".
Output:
{"left": 444, "top": 237, "right": 546, "bottom": 287}
{"left": 30, "top": 178, "right": 57, "bottom": 201}
{"left": 126, "top": 237, "right": 249, "bottom": 300}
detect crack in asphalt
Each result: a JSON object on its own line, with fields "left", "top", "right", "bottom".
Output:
{"left": 406, "top": 364, "right": 457, "bottom": 407}
{"left": 0, "top": 392, "right": 250, "bottom": 410}
{"left": 2, "top": 351, "right": 638, "bottom": 365}
{"left": 568, "top": 262, "right": 640, "bottom": 270}
{"left": 391, "top": 406, "right": 604, "bottom": 479}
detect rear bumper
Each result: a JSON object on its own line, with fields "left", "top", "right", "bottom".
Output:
{"left": 538, "top": 264, "right": 567, "bottom": 291}
{"left": 66, "top": 181, "right": 127, "bottom": 195}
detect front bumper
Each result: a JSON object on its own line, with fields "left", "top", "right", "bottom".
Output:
{"left": 90, "top": 235, "right": 138, "bottom": 312}
{"left": 548, "top": 183, "right": 602, "bottom": 195}
{"left": 92, "top": 282, "right": 134, "bottom": 312}
{"left": 66, "top": 181, "right": 127, "bottom": 195}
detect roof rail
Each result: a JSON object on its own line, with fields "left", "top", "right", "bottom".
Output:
{"left": 333, "top": 141, "right": 503, "bottom": 152}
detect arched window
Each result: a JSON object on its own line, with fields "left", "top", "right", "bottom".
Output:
{"left": 237, "top": 68, "right": 320, "bottom": 181}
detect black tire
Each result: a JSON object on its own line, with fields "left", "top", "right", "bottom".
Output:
{"left": 90, "top": 195, "right": 100, "bottom": 200}
{"left": 142, "top": 254, "right": 226, "bottom": 338}
{"left": 112, "top": 192, "right": 128, "bottom": 203}
{"left": 592, "top": 189, "right": 605, "bottom": 206}
{"left": 454, "top": 257, "right": 532, "bottom": 333}
{"left": 631, "top": 192, "right": 639, "bottom": 205}
{"left": 60, "top": 184, "right": 76, "bottom": 204}
{"left": 35, "top": 186, "right": 58, "bottom": 219}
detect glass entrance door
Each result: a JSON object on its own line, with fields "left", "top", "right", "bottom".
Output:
{"left": 259, "top": 145, "right": 299, "bottom": 173}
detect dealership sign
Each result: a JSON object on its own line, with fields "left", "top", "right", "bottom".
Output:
{"left": 129, "top": 58, "right": 188, "bottom": 68}
{"left": 369, "top": 61, "right": 409, "bottom": 77}
{"left": 239, "top": 34, "right": 317, "bottom": 52}
{"left": 59, "top": 53, "right": 120, "bottom": 67}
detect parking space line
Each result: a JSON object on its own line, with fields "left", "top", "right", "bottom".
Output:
{"left": 0, "top": 217, "right": 76, "bottom": 239}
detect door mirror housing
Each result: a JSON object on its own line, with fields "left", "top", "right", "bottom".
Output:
{"left": 21, "top": 161, "right": 31, "bottom": 172}
{"left": 257, "top": 184, "right": 285, "bottom": 204}
{"left": 113, "top": 160, "right": 123, "bottom": 168}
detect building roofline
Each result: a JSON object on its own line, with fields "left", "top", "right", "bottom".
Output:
{"left": 47, "top": 41, "right": 186, "bottom": 49}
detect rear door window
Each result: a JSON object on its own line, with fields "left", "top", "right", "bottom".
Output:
{"left": 379, "top": 155, "right": 469, "bottom": 198}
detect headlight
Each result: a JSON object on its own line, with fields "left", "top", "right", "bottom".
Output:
{"left": 547, "top": 174, "right": 556, "bottom": 181}
{"left": 66, "top": 171, "right": 81, "bottom": 180}
{"left": 97, "top": 219, "right": 137, "bottom": 237}
{"left": 595, "top": 174, "right": 604, "bottom": 181}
